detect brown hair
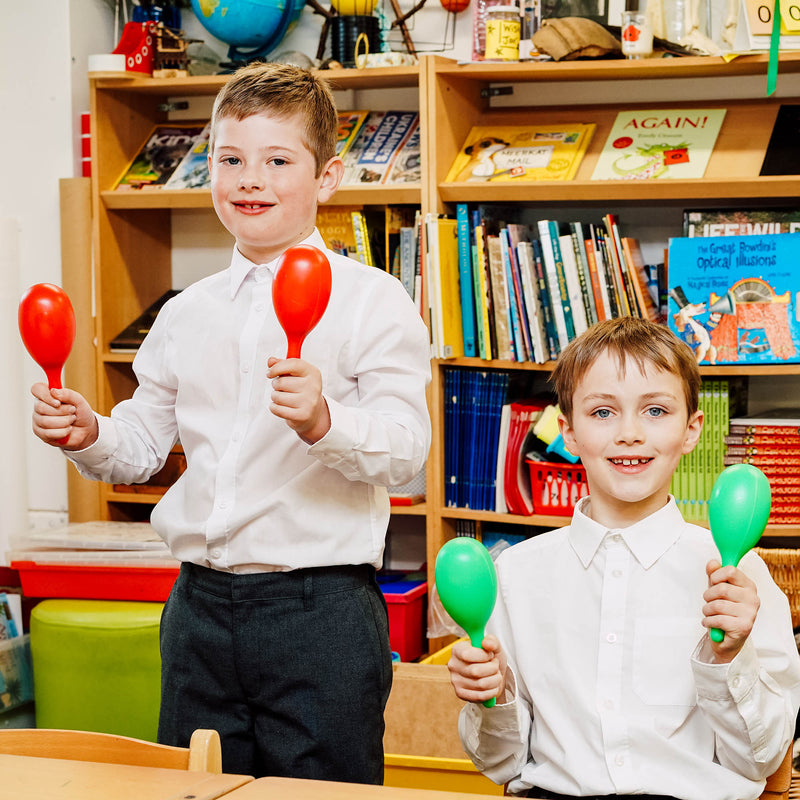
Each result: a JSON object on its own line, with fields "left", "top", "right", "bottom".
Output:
{"left": 550, "top": 317, "right": 701, "bottom": 421}
{"left": 209, "top": 62, "right": 338, "bottom": 177}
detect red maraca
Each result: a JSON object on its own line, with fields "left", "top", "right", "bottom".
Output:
{"left": 19, "top": 283, "right": 76, "bottom": 444}
{"left": 272, "top": 244, "right": 332, "bottom": 359}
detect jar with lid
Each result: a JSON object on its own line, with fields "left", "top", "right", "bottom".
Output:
{"left": 485, "top": 5, "right": 521, "bottom": 60}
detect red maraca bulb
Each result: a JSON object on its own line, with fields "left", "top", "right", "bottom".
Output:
{"left": 272, "top": 245, "right": 332, "bottom": 359}
{"left": 18, "top": 283, "right": 76, "bottom": 390}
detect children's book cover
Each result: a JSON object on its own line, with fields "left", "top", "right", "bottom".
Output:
{"left": 591, "top": 108, "right": 726, "bottom": 181}
{"left": 342, "top": 111, "right": 419, "bottom": 186}
{"left": 115, "top": 123, "right": 206, "bottom": 190}
{"left": 163, "top": 122, "right": 211, "bottom": 189}
{"left": 683, "top": 207, "right": 800, "bottom": 237}
{"left": 667, "top": 233, "right": 800, "bottom": 365}
{"left": 445, "top": 124, "right": 596, "bottom": 183}
{"left": 336, "top": 110, "right": 369, "bottom": 159}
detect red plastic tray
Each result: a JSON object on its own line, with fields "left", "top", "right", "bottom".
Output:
{"left": 10, "top": 561, "right": 179, "bottom": 602}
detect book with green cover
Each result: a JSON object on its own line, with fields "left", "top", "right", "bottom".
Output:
{"left": 591, "top": 108, "right": 726, "bottom": 181}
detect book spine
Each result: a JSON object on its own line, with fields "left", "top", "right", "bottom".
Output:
{"left": 399, "top": 227, "right": 415, "bottom": 300}
{"left": 517, "top": 241, "right": 547, "bottom": 364}
{"left": 505, "top": 227, "right": 535, "bottom": 360}
{"left": 456, "top": 203, "right": 478, "bottom": 357}
{"left": 486, "top": 234, "right": 514, "bottom": 361}
{"left": 569, "top": 222, "right": 597, "bottom": 326}
{"left": 471, "top": 216, "right": 491, "bottom": 360}
{"left": 559, "top": 232, "right": 588, "bottom": 337}
{"left": 500, "top": 228, "right": 525, "bottom": 361}
{"left": 474, "top": 211, "right": 498, "bottom": 360}
{"left": 584, "top": 230, "right": 609, "bottom": 321}
{"left": 547, "top": 221, "right": 576, "bottom": 341}
{"left": 531, "top": 239, "right": 558, "bottom": 358}
{"left": 537, "top": 220, "right": 570, "bottom": 351}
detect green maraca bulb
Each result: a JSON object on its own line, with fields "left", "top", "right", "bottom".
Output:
{"left": 435, "top": 537, "right": 498, "bottom": 708}
{"left": 707, "top": 463, "right": 771, "bottom": 643}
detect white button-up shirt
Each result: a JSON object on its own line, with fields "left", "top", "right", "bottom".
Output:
{"left": 67, "top": 231, "right": 431, "bottom": 572}
{"left": 459, "top": 497, "right": 800, "bottom": 800}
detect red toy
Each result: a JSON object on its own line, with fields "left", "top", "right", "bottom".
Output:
{"left": 272, "top": 245, "right": 332, "bottom": 359}
{"left": 19, "top": 283, "right": 76, "bottom": 445}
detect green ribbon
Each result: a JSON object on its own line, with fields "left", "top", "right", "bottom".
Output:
{"left": 767, "top": 0, "right": 781, "bottom": 96}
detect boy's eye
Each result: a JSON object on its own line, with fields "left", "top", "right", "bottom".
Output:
{"left": 592, "top": 408, "right": 612, "bottom": 419}
{"left": 647, "top": 407, "right": 666, "bottom": 417}
{"left": 221, "top": 156, "right": 240, "bottom": 166}
{"left": 270, "top": 157, "right": 287, "bottom": 167}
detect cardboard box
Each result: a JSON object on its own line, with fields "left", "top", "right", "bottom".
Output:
{"left": 383, "top": 661, "right": 503, "bottom": 795}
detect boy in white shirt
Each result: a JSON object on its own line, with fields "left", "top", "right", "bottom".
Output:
{"left": 448, "top": 316, "right": 800, "bottom": 800}
{"left": 30, "top": 63, "right": 431, "bottom": 782}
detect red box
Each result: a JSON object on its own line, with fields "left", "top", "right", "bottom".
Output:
{"left": 10, "top": 561, "right": 179, "bottom": 602}
{"left": 381, "top": 580, "right": 427, "bottom": 662}
{"left": 526, "top": 461, "right": 588, "bottom": 516}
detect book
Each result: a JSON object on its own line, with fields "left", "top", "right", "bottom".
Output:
{"left": 115, "top": 123, "right": 207, "bottom": 190}
{"left": 621, "top": 237, "right": 660, "bottom": 322}
{"left": 109, "top": 290, "right": 181, "bottom": 352}
{"left": 558, "top": 232, "right": 588, "bottom": 337}
{"left": 163, "top": 122, "right": 211, "bottom": 189}
{"left": 317, "top": 205, "right": 361, "bottom": 257}
{"left": 683, "top": 207, "right": 800, "bottom": 238}
{"left": 516, "top": 241, "right": 549, "bottom": 363}
{"left": 456, "top": 204, "right": 478, "bottom": 357}
{"left": 667, "top": 233, "right": 800, "bottom": 365}
{"left": 590, "top": 109, "right": 726, "bottom": 181}
{"left": 432, "top": 217, "right": 464, "bottom": 359}
{"left": 342, "top": 111, "right": 420, "bottom": 186}
{"left": 336, "top": 110, "right": 369, "bottom": 159}
{"left": 385, "top": 121, "right": 421, "bottom": 184}
{"left": 471, "top": 209, "right": 494, "bottom": 360}
{"left": 761, "top": 106, "right": 800, "bottom": 175}
{"left": 445, "top": 124, "right": 596, "bottom": 183}
{"left": 485, "top": 234, "right": 514, "bottom": 361}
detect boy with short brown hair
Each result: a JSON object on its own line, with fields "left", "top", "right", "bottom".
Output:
{"left": 448, "top": 317, "right": 800, "bottom": 799}
{"left": 31, "top": 62, "right": 431, "bottom": 782}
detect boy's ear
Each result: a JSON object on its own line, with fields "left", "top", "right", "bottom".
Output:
{"left": 681, "top": 409, "right": 704, "bottom": 454}
{"left": 558, "top": 412, "right": 580, "bottom": 457}
{"left": 317, "top": 156, "right": 344, "bottom": 203}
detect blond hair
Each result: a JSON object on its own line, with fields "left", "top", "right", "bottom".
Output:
{"left": 550, "top": 317, "right": 701, "bottom": 421}
{"left": 209, "top": 62, "right": 338, "bottom": 177}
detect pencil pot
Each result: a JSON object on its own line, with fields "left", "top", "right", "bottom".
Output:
{"left": 331, "top": 15, "right": 382, "bottom": 67}
{"left": 527, "top": 461, "right": 588, "bottom": 516}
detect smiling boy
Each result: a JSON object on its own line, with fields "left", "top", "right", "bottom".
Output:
{"left": 30, "top": 63, "right": 431, "bottom": 782}
{"left": 448, "top": 317, "right": 800, "bottom": 800}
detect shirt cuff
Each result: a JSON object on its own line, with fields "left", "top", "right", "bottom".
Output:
{"left": 692, "top": 636, "right": 759, "bottom": 702}
{"left": 66, "top": 413, "right": 119, "bottom": 468}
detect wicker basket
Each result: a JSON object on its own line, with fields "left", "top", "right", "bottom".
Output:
{"left": 755, "top": 548, "right": 800, "bottom": 630}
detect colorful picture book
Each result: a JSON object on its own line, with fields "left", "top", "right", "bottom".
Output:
{"left": 683, "top": 207, "right": 800, "bottom": 237}
{"left": 591, "top": 108, "right": 726, "bottom": 181}
{"left": 760, "top": 105, "right": 800, "bottom": 176}
{"left": 163, "top": 122, "right": 211, "bottom": 189}
{"left": 336, "top": 110, "right": 369, "bottom": 159}
{"left": 341, "top": 110, "right": 420, "bottom": 186}
{"left": 115, "top": 123, "right": 207, "bottom": 190}
{"left": 446, "top": 124, "right": 596, "bottom": 183}
{"left": 667, "top": 233, "right": 800, "bottom": 365}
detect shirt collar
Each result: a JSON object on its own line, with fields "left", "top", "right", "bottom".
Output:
{"left": 569, "top": 496, "right": 686, "bottom": 569}
{"left": 227, "top": 229, "right": 329, "bottom": 299}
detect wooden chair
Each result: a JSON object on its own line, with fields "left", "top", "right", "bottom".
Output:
{"left": 761, "top": 744, "right": 793, "bottom": 800}
{"left": 0, "top": 728, "right": 221, "bottom": 773}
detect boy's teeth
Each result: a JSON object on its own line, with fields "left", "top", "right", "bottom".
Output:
{"left": 613, "top": 458, "right": 647, "bottom": 465}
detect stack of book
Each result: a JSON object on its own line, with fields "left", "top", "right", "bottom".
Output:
{"left": 427, "top": 206, "right": 663, "bottom": 361}
{"left": 723, "top": 409, "right": 800, "bottom": 525}
{"left": 443, "top": 368, "right": 509, "bottom": 510}
{"left": 671, "top": 380, "right": 729, "bottom": 523}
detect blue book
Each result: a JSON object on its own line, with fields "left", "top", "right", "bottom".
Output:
{"left": 531, "top": 239, "right": 559, "bottom": 359}
{"left": 456, "top": 204, "right": 477, "bottom": 357}
{"left": 668, "top": 233, "right": 800, "bottom": 365}
{"left": 547, "top": 220, "right": 576, "bottom": 341}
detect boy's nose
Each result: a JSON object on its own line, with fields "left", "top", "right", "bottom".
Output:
{"left": 615, "top": 414, "right": 644, "bottom": 444}
{"left": 238, "top": 167, "right": 265, "bottom": 191}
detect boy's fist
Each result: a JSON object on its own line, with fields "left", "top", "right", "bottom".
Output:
{"left": 448, "top": 634, "right": 507, "bottom": 705}
{"left": 702, "top": 559, "right": 760, "bottom": 662}
{"left": 30, "top": 384, "right": 98, "bottom": 450}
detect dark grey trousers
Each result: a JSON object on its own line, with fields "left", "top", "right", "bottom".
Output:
{"left": 157, "top": 562, "right": 392, "bottom": 782}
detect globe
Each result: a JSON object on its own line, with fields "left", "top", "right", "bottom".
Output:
{"left": 191, "top": 0, "right": 306, "bottom": 64}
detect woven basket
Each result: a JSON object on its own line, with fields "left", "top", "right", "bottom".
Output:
{"left": 755, "top": 547, "right": 800, "bottom": 629}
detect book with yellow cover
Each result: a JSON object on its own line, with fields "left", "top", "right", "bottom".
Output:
{"left": 591, "top": 108, "right": 726, "bottom": 181}
{"left": 445, "top": 124, "right": 596, "bottom": 183}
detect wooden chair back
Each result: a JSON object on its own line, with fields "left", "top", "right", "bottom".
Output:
{"left": 761, "top": 744, "right": 793, "bottom": 800}
{"left": 0, "top": 728, "right": 221, "bottom": 773}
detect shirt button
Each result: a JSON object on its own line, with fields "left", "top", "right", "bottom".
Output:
{"left": 612, "top": 569, "right": 622, "bottom": 578}
{"left": 603, "top": 699, "right": 614, "bottom": 710}
{"left": 254, "top": 302, "right": 264, "bottom": 312}
{"left": 615, "top": 754, "right": 625, "bottom": 766}
{"left": 613, "top": 534, "right": 622, "bottom": 543}
{"left": 209, "top": 549, "right": 222, "bottom": 560}
{"left": 219, "top": 501, "right": 228, "bottom": 509}
{"left": 606, "top": 633, "right": 617, "bottom": 643}
{"left": 241, "top": 363, "right": 250, "bottom": 373}
{"left": 731, "top": 677, "right": 740, "bottom": 688}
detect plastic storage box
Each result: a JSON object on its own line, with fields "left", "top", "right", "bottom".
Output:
{"left": 0, "top": 635, "right": 34, "bottom": 724}
{"left": 380, "top": 580, "right": 427, "bottom": 662}
{"left": 527, "top": 460, "right": 588, "bottom": 516}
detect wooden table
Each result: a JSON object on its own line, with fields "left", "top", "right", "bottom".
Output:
{"left": 219, "top": 776, "right": 515, "bottom": 799}
{"left": 0, "top": 753, "right": 253, "bottom": 800}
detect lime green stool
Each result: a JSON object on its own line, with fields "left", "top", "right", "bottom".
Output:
{"left": 30, "top": 599, "right": 163, "bottom": 741}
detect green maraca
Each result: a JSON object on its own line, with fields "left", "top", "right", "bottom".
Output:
{"left": 435, "top": 537, "right": 498, "bottom": 708}
{"left": 707, "top": 463, "right": 772, "bottom": 643}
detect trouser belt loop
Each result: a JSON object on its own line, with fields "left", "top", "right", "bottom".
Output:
{"left": 303, "top": 572, "right": 313, "bottom": 611}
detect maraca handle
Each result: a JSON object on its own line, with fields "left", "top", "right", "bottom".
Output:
{"left": 710, "top": 627, "right": 725, "bottom": 643}
{"left": 468, "top": 631, "right": 496, "bottom": 709}
{"left": 44, "top": 369, "right": 70, "bottom": 446}
{"left": 286, "top": 338, "right": 302, "bottom": 359}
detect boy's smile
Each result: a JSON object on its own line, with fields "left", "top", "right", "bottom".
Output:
{"left": 559, "top": 350, "right": 703, "bottom": 529}
{"left": 209, "top": 112, "right": 342, "bottom": 265}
